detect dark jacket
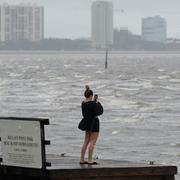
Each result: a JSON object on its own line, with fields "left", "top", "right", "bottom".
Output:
{"left": 79, "top": 101, "right": 103, "bottom": 132}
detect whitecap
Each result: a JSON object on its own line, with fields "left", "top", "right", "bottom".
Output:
{"left": 110, "top": 116, "right": 143, "bottom": 124}
{"left": 9, "top": 72, "right": 21, "bottom": 77}
{"left": 171, "top": 71, "right": 179, "bottom": 75}
{"left": 118, "top": 75, "right": 123, "bottom": 78}
{"left": 158, "top": 69, "right": 165, "bottom": 72}
{"left": 170, "top": 143, "right": 180, "bottom": 147}
{"left": 85, "top": 64, "right": 96, "bottom": 67}
{"left": 74, "top": 73, "right": 87, "bottom": 79}
{"left": 64, "top": 64, "right": 72, "bottom": 68}
{"left": 96, "top": 70, "right": 104, "bottom": 74}
{"left": 114, "top": 92, "right": 122, "bottom": 97}
{"left": 112, "top": 130, "right": 119, "bottom": 135}
{"left": 164, "top": 96, "right": 172, "bottom": 100}
{"left": 163, "top": 86, "right": 179, "bottom": 91}
{"left": 95, "top": 84, "right": 107, "bottom": 90}
{"left": 169, "top": 79, "right": 180, "bottom": 83}
{"left": 55, "top": 76, "right": 67, "bottom": 81}
{"left": 118, "top": 87, "right": 140, "bottom": 91}
{"left": 158, "top": 76, "right": 170, "bottom": 80}
{"left": 109, "top": 98, "right": 138, "bottom": 109}
{"left": 110, "top": 117, "right": 123, "bottom": 122}
{"left": 142, "top": 81, "right": 153, "bottom": 89}
{"left": 139, "top": 106, "right": 151, "bottom": 111}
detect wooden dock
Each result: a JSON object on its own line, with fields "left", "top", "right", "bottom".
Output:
{"left": 0, "top": 154, "right": 177, "bottom": 180}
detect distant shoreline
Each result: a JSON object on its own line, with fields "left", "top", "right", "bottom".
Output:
{"left": 0, "top": 50, "right": 180, "bottom": 55}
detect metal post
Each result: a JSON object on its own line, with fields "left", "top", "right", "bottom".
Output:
{"left": 105, "top": 49, "right": 108, "bottom": 69}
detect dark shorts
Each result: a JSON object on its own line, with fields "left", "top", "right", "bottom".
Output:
{"left": 90, "top": 118, "right": 99, "bottom": 132}
{"left": 79, "top": 117, "right": 100, "bottom": 133}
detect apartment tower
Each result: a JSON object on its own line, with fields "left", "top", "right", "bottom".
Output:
{"left": 0, "top": 3, "right": 44, "bottom": 42}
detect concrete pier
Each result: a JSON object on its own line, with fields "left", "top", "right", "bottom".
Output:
{"left": 0, "top": 154, "right": 177, "bottom": 180}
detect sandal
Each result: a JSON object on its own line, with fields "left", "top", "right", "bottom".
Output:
{"left": 88, "top": 161, "right": 99, "bottom": 165}
{"left": 79, "top": 161, "right": 88, "bottom": 164}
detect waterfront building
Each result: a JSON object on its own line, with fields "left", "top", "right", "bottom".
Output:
{"left": 91, "top": 1, "right": 113, "bottom": 49}
{"left": 0, "top": 3, "right": 44, "bottom": 42}
{"left": 113, "top": 28, "right": 141, "bottom": 50}
{"left": 142, "top": 16, "right": 167, "bottom": 43}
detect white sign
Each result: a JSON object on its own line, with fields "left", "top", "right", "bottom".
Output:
{"left": 0, "top": 119, "right": 42, "bottom": 168}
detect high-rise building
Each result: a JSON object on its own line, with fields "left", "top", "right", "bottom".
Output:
{"left": 142, "top": 16, "right": 167, "bottom": 43}
{"left": 91, "top": 1, "right": 113, "bottom": 49}
{"left": 0, "top": 3, "right": 44, "bottom": 42}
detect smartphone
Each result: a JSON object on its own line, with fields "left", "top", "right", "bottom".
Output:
{"left": 94, "top": 94, "right": 98, "bottom": 102}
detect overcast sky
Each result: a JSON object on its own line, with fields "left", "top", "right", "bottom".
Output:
{"left": 1, "top": 0, "right": 180, "bottom": 39}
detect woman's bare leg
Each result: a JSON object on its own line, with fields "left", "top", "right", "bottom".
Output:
{"left": 80, "top": 131, "right": 90, "bottom": 162}
{"left": 88, "top": 132, "right": 99, "bottom": 163}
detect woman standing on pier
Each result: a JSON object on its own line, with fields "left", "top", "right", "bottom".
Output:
{"left": 78, "top": 86, "right": 103, "bottom": 165}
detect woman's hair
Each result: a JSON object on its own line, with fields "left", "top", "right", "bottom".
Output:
{"left": 84, "top": 85, "right": 93, "bottom": 98}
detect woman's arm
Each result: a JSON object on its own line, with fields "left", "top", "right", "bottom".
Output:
{"left": 81, "top": 102, "right": 86, "bottom": 117}
{"left": 95, "top": 102, "right": 103, "bottom": 116}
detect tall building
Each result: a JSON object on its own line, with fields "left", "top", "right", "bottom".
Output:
{"left": 91, "top": 1, "right": 113, "bottom": 49}
{"left": 0, "top": 3, "right": 44, "bottom": 42}
{"left": 142, "top": 16, "right": 167, "bottom": 43}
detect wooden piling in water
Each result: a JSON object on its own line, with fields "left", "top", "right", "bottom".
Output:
{"left": 105, "top": 49, "right": 108, "bottom": 69}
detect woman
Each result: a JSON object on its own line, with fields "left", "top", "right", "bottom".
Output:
{"left": 78, "top": 86, "right": 103, "bottom": 165}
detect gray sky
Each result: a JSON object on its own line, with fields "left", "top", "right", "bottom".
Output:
{"left": 1, "top": 0, "right": 180, "bottom": 39}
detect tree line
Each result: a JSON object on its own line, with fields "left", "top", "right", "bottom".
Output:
{"left": 0, "top": 37, "right": 180, "bottom": 51}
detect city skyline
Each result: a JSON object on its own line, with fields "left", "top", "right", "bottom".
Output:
{"left": 0, "top": 0, "right": 180, "bottom": 39}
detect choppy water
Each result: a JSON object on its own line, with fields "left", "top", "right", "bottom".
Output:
{"left": 0, "top": 52, "right": 180, "bottom": 177}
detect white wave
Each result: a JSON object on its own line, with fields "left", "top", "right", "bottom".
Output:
{"left": 111, "top": 116, "right": 143, "bottom": 123}
{"left": 163, "top": 86, "right": 179, "bottom": 91}
{"left": 85, "top": 64, "right": 96, "bottom": 67}
{"left": 118, "top": 75, "right": 123, "bottom": 78}
{"left": 109, "top": 98, "right": 138, "bottom": 109}
{"left": 132, "top": 114, "right": 146, "bottom": 120}
{"left": 171, "top": 71, "right": 179, "bottom": 75}
{"left": 112, "top": 130, "right": 120, "bottom": 135}
{"left": 142, "top": 80, "right": 153, "bottom": 89}
{"left": 164, "top": 96, "right": 172, "bottom": 100}
{"left": 64, "top": 64, "right": 72, "bottom": 68}
{"left": 9, "top": 72, "right": 21, "bottom": 77}
{"left": 87, "top": 80, "right": 107, "bottom": 87}
{"left": 158, "top": 75, "right": 170, "bottom": 80}
{"left": 114, "top": 92, "right": 122, "bottom": 97}
{"left": 139, "top": 106, "right": 151, "bottom": 111}
{"left": 124, "top": 117, "right": 142, "bottom": 123}
{"left": 74, "top": 73, "right": 89, "bottom": 79}
{"left": 158, "top": 69, "right": 165, "bottom": 72}
{"left": 169, "top": 79, "right": 180, "bottom": 83}
{"left": 118, "top": 87, "right": 140, "bottom": 91}
{"left": 95, "top": 84, "right": 107, "bottom": 90}
{"left": 96, "top": 70, "right": 104, "bottom": 74}
{"left": 51, "top": 76, "right": 67, "bottom": 82}
{"left": 170, "top": 143, "right": 180, "bottom": 147}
